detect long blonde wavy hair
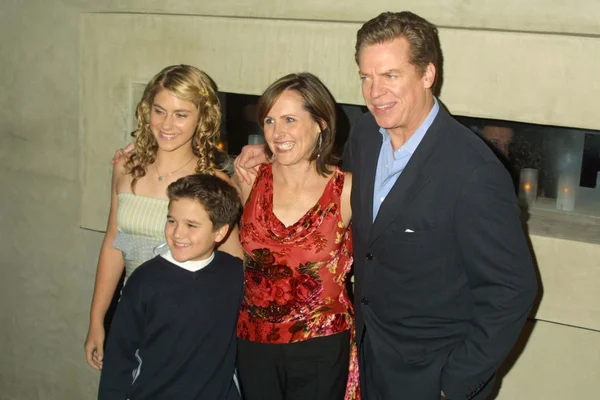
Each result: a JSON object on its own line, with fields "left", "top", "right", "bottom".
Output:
{"left": 125, "top": 65, "right": 223, "bottom": 190}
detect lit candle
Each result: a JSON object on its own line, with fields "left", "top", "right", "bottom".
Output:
{"left": 556, "top": 173, "right": 577, "bottom": 211}
{"left": 519, "top": 168, "right": 538, "bottom": 207}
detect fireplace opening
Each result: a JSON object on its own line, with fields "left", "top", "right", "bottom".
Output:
{"left": 456, "top": 115, "right": 600, "bottom": 216}
{"left": 217, "top": 92, "right": 600, "bottom": 218}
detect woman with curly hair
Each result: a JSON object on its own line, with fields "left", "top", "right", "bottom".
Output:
{"left": 84, "top": 65, "right": 242, "bottom": 371}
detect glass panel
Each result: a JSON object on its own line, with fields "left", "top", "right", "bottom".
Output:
{"left": 218, "top": 93, "right": 600, "bottom": 217}
{"left": 456, "top": 116, "right": 600, "bottom": 216}
{"left": 219, "top": 92, "right": 366, "bottom": 156}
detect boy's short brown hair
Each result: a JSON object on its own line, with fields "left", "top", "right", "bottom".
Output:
{"left": 167, "top": 174, "right": 241, "bottom": 230}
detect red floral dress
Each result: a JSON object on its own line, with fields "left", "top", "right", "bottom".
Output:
{"left": 237, "top": 164, "right": 359, "bottom": 399}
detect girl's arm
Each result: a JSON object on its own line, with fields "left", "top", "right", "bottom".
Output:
{"left": 214, "top": 170, "right": 246, "bottom": 259}
{"left": 231, "top": 167, "right": 255, "bottom": 205}
{"left": 84, "top": 162, "right": 126, "bottom": 370}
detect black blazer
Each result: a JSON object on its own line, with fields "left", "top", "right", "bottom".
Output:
{"left": 342, "top": 105, "right": 537, "bottom": 400}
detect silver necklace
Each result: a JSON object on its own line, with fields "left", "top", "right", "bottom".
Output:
{"left": 155, "top": 156, "right": 194, "bottom": 181}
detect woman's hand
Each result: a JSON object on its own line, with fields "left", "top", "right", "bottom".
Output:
{"left": 233, "top": 144, "right": 268, "bottom": 184}
{"left": 110, "top": 143, "right": 135, "bottom": 165}
{"left": 84, "top": 323, "right": 105, "bottom": 370}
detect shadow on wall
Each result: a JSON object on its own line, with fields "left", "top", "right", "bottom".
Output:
{"left": 475, "top": 132, "right": 544, "bottom": 399}
{"left": 440, "top": 97, "right": 543, "bottom": 398}
{"left": 490, "top": 319, "right": 537, "bottom": 399}
{"left": 490, "top": 209, "right": 543, "bottom": 398}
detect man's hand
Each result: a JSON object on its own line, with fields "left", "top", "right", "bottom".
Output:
{"left": 233, "top": 144, "right": 268, "bottom": 184}
{"left": 110, "top": 143, "right": 135, "bottom": 165}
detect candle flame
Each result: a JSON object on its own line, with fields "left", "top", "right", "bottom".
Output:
{"left": 523, "top": 183, "right": 531, "bottom": 191}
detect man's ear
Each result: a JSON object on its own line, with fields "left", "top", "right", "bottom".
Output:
{"left": 423, "top": 62, "right": 436, "bottom": 90}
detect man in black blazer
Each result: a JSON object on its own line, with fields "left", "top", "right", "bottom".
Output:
{"left": 343, "top": 11, "right": 538, "bottom": 400}
{"left": 234, "top": 11, "right": 537, "bottom": 400}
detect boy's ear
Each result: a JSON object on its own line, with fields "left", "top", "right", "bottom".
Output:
{"left": 214, "top": 224, "right": 230, "bottom": 243}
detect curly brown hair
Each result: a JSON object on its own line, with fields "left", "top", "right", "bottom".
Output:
{"left": 125, "top": 65, "right": 224, "bottom": 190}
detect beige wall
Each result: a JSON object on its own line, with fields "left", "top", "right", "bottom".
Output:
{"left": 80, "top": 13, "right": 600, "bottom": 230}
{"left": 63, "top": 0, "right": 600, "bottom": 35}
{"left": 1, "top": 1, "right": 599, "bottom": 399}
{"left": 496, "top": 320, "right": 600, "bottom": 398}
{"left": 0, "top": 1, "right": 102, "bottom": 399}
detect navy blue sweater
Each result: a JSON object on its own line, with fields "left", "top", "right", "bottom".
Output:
{"left": 98, "top": 251, "right": 243, "bottom": 400}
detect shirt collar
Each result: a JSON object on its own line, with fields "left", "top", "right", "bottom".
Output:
{"left": 378, "top": 97, "right": 440, "bottom": 155}
{"left": 162, "top": 250, "right": 215, "bottom": 272}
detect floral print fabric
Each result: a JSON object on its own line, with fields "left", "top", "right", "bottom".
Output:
{"left": 237, "top": 164, "right": 359, "bottom": 399}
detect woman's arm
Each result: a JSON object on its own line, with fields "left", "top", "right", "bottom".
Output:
{"left": 84, "top": 162, "right": 126, "bottom": 370}
{"left": 341, "top": 171, "right": 353, "bottom": 227}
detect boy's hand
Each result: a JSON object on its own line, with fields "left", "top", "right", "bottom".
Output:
{"left": 110, "top": 143, "right": 135, "bottom": 165}
{"left": 84, "top": 324, "right": 105, "bottom": 370}
{"left": 233, "top": 144, "right": 268, "bottom": 184}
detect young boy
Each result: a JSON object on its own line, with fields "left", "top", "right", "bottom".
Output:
{"left": 98, "top": 174, "right": 244, "bottom": 400}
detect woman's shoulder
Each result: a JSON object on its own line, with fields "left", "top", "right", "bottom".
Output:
{"left": 327, "top": 167, "right": 352, "bottom": 226}
{"left": 342, "top": 170, "right": 352, "bottom": 183}
{"left": 324, "top": 166, "right": 352, "bottom": 205}
{"left": 341, "top": 170, "right": 352, "bottom": 201}
{"left": 112, "top": 156, "right": 131, "bottom": 186}
{"left": 328, "top": 165, "right": 351, "bottom": 184}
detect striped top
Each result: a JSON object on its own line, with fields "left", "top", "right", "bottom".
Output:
{"left": 113, "top": 193, "right": 169, "bottom": 278}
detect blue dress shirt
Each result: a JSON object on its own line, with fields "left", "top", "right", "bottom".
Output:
{"left": 372, "top": 99, "right": 440, "bottom": 221}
